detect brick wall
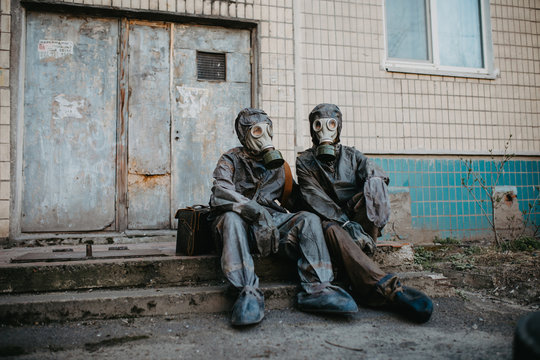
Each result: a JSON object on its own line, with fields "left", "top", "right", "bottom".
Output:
{"left": 0, "top": 0, "right": 10, "bottom": 238}
{"left": 298, "top": 0, "right": 539, "bottom": 155}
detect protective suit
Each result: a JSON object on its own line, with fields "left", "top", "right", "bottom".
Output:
{"left": 210, "top": 108, "right": 357, "bottom": 326}
{"left": 296, "top": 103, "right": 433, "bottom": 323}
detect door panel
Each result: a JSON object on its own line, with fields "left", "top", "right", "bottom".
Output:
{"left": 126, "top": 23, "right": 171, "bottom": 229}
{"left": 22, "top": 14, "right": 118, "bottom": 232}
{"left": 171, "top": 25, "right": 250, "bottom": 219}
{"left": 21, "top": 14, "right": 252, "bottom": 233}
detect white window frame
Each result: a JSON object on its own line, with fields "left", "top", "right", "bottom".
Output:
{"left": 382, "top": 0, "right": 498, "bottom": 79}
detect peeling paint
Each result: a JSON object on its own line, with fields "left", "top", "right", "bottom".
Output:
{"left": 52, "top": 94, "right": 85, "bottom": 119}
{"left": 176, "top": 86, "right": 209, "bottom": 118}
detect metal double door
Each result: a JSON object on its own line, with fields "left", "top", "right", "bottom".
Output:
{"left": 22, "top": 13, "right": 251, "bottom": 232}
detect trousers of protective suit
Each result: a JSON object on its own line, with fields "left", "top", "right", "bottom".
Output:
{"left": 322, "top": 220, "right": 402, "bottom": 306}
{"left": 213, "top": 210, "right": 335, "bottom": 293}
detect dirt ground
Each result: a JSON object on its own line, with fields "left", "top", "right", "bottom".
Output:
{"left": 415, "top": 240, "right": 540, "bottom": 307}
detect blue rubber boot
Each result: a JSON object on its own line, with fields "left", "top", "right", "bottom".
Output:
{"left": 392, "top": 286, "right": 433, "bottom": 323}
{"left": 297, "top": 286, "right": 358, "bottom": 314}
{"left": 231, "top": 287, "right": 265, "bottom": 326}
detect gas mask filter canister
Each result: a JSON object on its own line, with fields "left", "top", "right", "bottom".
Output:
{"left": 245, "top": 122, "right": 284, "bottom": 169}
{"left": 313, "top": 117, "right": 338, "bottom": 162}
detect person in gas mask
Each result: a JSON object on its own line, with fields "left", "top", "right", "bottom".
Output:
{"left": 296, "top": 103, "right": 433, "bottom": 323}
{"left": 210, "top": 108, "right": 358, "bottom": 326}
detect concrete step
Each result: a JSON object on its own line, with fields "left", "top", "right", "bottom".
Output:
{"left": 0, "top": 271, "right": 453, "bottom": 325}
{"left": 0, "top": 242, "right": 420, "bottom": 294}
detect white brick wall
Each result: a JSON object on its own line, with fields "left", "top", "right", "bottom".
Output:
{"left": 0, "top": 0, "right": 9, "bottom": 238}
{"left": 300, "top": 0, "right": 539, "bottom": 155}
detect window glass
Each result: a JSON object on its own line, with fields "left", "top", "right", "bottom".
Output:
{"left": 437, "top": 0, "right": 483, "bottom": 68}
{"left": 386, "top": 0, "right": 429, "bottom": 61}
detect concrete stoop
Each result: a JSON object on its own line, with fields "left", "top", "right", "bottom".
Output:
{"left": 0, "top": 272, "right": 453, "bottom": 325}
{"left": 0, "top": 241, "right": 453, "bottom": 324}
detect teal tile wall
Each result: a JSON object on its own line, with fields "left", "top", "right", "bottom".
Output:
{"left": 372, "top": 158, "right": 540, "bottom": 239}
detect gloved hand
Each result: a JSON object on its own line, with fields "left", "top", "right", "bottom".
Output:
{"left": 342, "top": 220, "right": 376, "bottom": 255}
{"left": 240, "top": 200, "right": 279, "bottom": 256}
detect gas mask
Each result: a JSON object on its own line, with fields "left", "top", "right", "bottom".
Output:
{"left": 245, "top": 122, "right": 284, "bottom": 169}
{"left": 312, "top": 117, "right": 338, "bottom": 162}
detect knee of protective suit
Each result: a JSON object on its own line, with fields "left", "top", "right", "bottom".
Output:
{"left": 294, "top": 211, "right": 322, "bottom": 227}
{"left": 213, "top": 211, "right": 249, "bottom": 247}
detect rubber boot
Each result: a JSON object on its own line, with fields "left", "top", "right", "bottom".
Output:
{"left": 297, "top": 286, "right": 358, "bottom": 314}
{"left": 230, "top": 287, "right": 265, "bottom": 326}
{"left": 392, "top": 286, "right": 433, "bottom": 323}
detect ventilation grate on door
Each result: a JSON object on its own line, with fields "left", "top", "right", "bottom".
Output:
{"left": 197, "top": 51, "right": 226, "bottom": 81}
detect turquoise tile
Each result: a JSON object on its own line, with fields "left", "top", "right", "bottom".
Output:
{"left": 436, "top": 173, "right": 443, "bottom": 186}
{"left": 437, "top": 202, "right": 444, "bottom": 214}
{"left": 430, "top": 202, "right": 437, "bottom": 215}
{"left": 441, "top": 160, "right": 448, "bottom": 172}
{"left": 443, "top": 202, "right": 450, "bottom": 214}
{"left": 436, "top": 161, "right": 442, "bottom": 172}
{"left": 442, "top": 186, "right": 449, "bottom": 201}
{"left": 412, "top": 173, "right": 422, "bottom": 187}
{"left": 457, "top": 202, "right": 464, "bottom": 215}
{"left": 450, "top": 216, "right": 457, "bottom": 229}
{"left": 415, "top": 160, "right": 422, "bottom": 172}
{"left": 520, "top": 161, "right": 527, "bottom": 172}
{"left": 479, "top": 161, "right": 486, "bottom": 172}
{"left": 448, "top": 161, "right": 455, "bottom": 172}
{"left": 450, "top": 202, "right": 456, "bottom": 214}
{"left": 430, "top": 187, "right": 437, "bottom": 200}
{"left": 508, "top": 161, "right": 515, "bottom": 172}
{"left": 422, "top": 161, "right": 430, "bottom": 172}
{"left": 533, "top": 161, "right": 538, "bottom": 172}
{"left": 440, "top": 216, "right": 451, "bottom": 229}
{"left": 456, "top": 188, "right": 464, "bottom": 201}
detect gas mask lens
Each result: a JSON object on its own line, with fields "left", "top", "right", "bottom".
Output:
{"left": 312, "top": 118, "right": 337, "bottom": 132}
{"left": 250, "top": 123, "right": 273, "bottom": 139}
{"left": 245, "top": 122, "right": 283, "bottom": 169}
{"left": 327, "top": 118, "right": 337, "bottom": 130}
{"left": 313, "top": 117, "right": 338, "bottom": 162}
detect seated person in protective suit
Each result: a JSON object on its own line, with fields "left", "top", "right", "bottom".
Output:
{"left": 209, "top": 108, "right": 358, "bottom": 326}
{"left": 296, "top": 103, "right": 433, "bottom": 323}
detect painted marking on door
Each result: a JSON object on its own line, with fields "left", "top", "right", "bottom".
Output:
{"left": 53, "top": 94, "right": 85, "bottom": 119}
{"left": 176, "top": 86, "right": 209, "bottom": 118}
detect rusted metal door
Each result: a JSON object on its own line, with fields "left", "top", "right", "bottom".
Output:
{"left": 125, "top": 22, "right": 250, "bottom": 230}
{"left": 126, "top": 22, "right": 172, "bottom": 229}
{"left": 22, "top": 13, "right": 118, "bottom": 232}
{"left": 21, "top": 13, "right": 251, "bottom": 233}
{"left": 171, "top": 25, "right": 250, "bottom": 224}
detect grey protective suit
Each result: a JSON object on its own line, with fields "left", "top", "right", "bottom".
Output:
{"left": 296, "top": 103, "right": 401, "bottom": 305}
{"left": 209, "top": 110, "right": 339, "bottom": 297}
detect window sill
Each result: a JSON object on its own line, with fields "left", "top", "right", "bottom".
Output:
{"left": 382, "top": 62, "right": 499, "bottom": 80}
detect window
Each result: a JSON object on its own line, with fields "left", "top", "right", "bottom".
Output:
{"left": 383, "top": 0, "right": 496, "bottom": 79}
